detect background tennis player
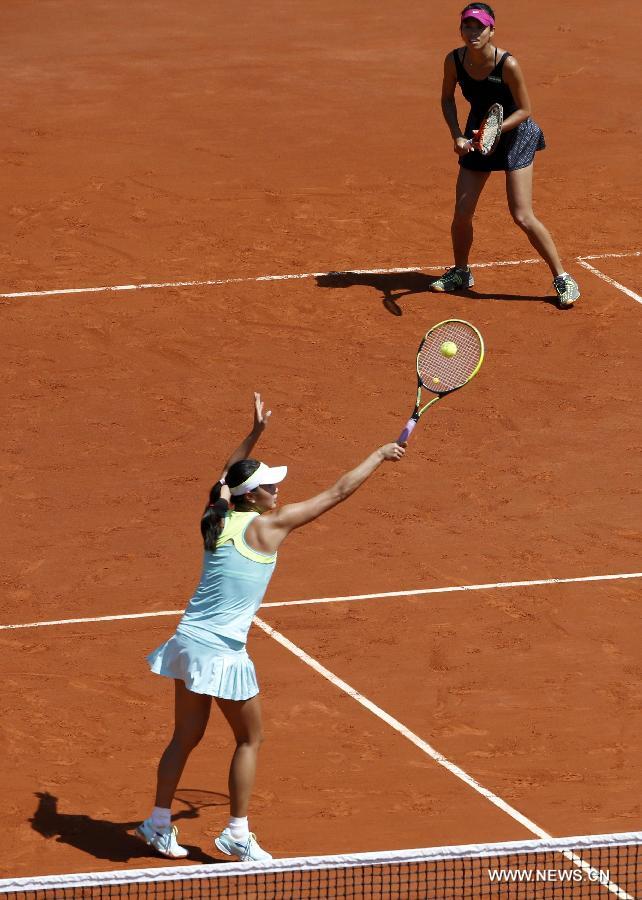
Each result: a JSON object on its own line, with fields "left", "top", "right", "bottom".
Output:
{"left": 431, "top": 3, "right": 581, "bottom": 308}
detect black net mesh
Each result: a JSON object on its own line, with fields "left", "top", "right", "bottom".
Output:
{"left": 2, "top": 833, "right": 640, "bottom": 899}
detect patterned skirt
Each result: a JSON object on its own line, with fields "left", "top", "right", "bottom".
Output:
{"left": 459, "top": 117, "right": 546, "bottom": 173}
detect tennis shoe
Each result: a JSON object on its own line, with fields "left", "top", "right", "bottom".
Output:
{"left": 135, "top": 818, "right": 188, "bottom": 859}
{"left": 553, "top": 273, "right": 580, "bottom": 308}
{"left": 429, "top": 266, "right": 474, "bottom": 292}
{"left": 215, "top": 827, "right": 273, "bottom": 862}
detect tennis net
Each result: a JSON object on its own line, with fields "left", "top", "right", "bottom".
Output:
{"left": 0, "top": 831, "right": 640, "bottom": 898}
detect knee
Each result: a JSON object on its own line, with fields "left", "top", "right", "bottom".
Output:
{"left": 172, "top": 723, "right": 207, "bottom": 752}
{"left": 453, "top": 205, "right": 475, "bottom": 226}
{"left": 511, "top": 208, "right": 537, "bottom": 231}
{"left": 237, "top": 730, "right": 264, "bottom": 751}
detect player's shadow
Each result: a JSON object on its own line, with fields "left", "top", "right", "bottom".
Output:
{"left": 29, "top": 790, "right": 227, "bottom": 864}
{"left": 315, "top": 270, "right": 556, "bottom": 315}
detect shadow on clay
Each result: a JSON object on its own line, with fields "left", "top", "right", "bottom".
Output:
{"left": 29, "top": 789, "right": 228, "bottom": 865}
{"left": 315, "top": 270, "right": 557, "bottom": 316}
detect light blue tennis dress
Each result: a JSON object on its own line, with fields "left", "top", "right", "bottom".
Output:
{"left": 147, "top": 511, "right": 276, "bottom": 700}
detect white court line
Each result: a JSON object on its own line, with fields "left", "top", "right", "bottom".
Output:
{"left": 1, "top": 574, "right": 637, "bottom": 895}
{"left": 261, "top": 571, "right": 642, "bottom": 609}
{"left": 577, "top": 259, "right": 642, "bottom": 305}
{"left": 253, "top": 615, "right": 550, "bottom": 839}
{"left": 0, "top": 258, "right": 537, "bottom": 300}
{"left": 253, "top": 616, "right": 633, "bottom": 898}
{"left": 577, "top": 251, "right": 641, "bottom": 261}
{"left": 1, "top": 570, "right": 640, "bottom": 631}
{"left": 0, "top": 250, "right": 638, "bottom": 300}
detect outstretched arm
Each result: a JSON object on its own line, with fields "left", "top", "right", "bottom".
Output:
{"left": 218, "top": 393, "right": 271, "bottom": 500}
{"left": 248, "top": 443, "right": 405, "bottom": 553}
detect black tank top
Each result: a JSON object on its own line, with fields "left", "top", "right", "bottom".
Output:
{"left": 453, "top": 48, "right": 516, "bottom": 127}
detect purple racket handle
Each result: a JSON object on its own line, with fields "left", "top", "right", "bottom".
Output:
{"left": 397, "top": 418, "right": 417, "bottom": 444}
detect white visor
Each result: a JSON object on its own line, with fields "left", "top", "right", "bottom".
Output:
{"left": 229, "top": 462, "right": 288, "bottom": 496}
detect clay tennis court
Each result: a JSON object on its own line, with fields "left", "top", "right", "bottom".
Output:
{"left": 1, "top": 0, "right": 641, "bottom": 887}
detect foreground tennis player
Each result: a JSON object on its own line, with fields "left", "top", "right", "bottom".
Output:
{"left": 136, "top": 393, "right": 405, "bottom": 861}
{"left": 430, "top": 3, "right": 580, "bottom": 308}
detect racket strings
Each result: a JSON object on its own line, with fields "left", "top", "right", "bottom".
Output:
{"left": 418, "top": 323, "right": 482, "bottom": 392}
{"left": 479, "top": 103, "right": 503, "bottom": 154}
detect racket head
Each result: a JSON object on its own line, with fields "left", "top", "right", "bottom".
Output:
{"left": 416, "top": 319, "right": 484, "bottom": 395}
{"left": 478, "top": 103, "right": 503, "bottom": 155}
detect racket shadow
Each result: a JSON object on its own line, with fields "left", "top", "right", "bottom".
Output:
{"left": 316, "top": 271, "right": 433, "bottom": 317}
{"left": 315, "top": 271, "right": 556, "bottom": 315}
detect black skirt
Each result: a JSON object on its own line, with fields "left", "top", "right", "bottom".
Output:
{"left": 459, "top": 117, "right": 546, "bottom": 173}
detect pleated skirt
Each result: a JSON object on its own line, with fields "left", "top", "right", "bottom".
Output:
{"left": 460, "top": 117, "right": 546, "bottom": 172}
{"left": 147, "top": 630, "right": 259, "bottom": 700}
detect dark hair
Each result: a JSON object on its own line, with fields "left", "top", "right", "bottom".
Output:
{"left": 200, "top": 458, "right": 261, "bottom": 552}
{"left": 461, "top": 3, "right": 495, "bottom": 19}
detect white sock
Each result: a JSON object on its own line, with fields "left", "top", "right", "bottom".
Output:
{"left": 151, "top": 806, "right": 171, "bottom": 830}
{"left": 228, "top": 816, "right": 249, "bottom": 841}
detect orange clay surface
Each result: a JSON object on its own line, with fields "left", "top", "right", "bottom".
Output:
{"left": 1, "top": 0, "right": 641, "bottom": 880}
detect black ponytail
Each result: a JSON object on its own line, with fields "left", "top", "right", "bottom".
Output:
{"left": 200, "top": 483, "right": 229, "bottom": 552}
{"left": 200, "top": 458, "right": 261, "bottom": 552}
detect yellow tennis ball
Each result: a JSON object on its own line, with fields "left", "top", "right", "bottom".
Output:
{"left": 441, "top": 340, "right": 458, "bottom": 358}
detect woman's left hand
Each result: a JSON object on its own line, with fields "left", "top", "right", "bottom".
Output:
{"left": 253, "top": 392, "right": 272, "bottom": 431}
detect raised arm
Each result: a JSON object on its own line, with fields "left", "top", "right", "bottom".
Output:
{"left": 247, "top": 443, "right": 405, "bottom": 554}
{"left": 218, "top": 393, "right": 271, "bottom": 501}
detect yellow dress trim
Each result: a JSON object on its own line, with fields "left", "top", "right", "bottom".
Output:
{"left": 216, "top": 511, "right": 276, "bottom": 565}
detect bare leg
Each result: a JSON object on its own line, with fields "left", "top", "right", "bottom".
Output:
{"left": 505, "top": 165, "right": 564, "bottom": 276}
{"left": 452, "top": 167, "right": 491, "bottom": 268}
{"left": 154, "top": 680, "right": 212, "bottom": 808}
{"left": 215, "top": 695, "right": 263, "bottom": 818}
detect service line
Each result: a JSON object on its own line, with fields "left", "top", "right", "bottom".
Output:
{"left": 1, "top": 250, "right": 638, "bottom": 301}
{"left": 1, "top": 570, "right": 640, "bottom": 631}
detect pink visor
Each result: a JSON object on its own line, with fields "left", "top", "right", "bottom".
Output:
{"left": 461, "top": 8, "right": 495, "bottom": 27}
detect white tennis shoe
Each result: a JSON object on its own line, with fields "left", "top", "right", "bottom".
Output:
{"left": 214, "top": 827, "right": 272, "bottom": 862}
{"left": 135, "top": 818, "right": 189, "bottom": 859}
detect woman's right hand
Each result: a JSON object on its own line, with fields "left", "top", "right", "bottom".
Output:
{"left": 454, "top": 136, "right": 473, "bottom": 156}
{"left": 252, "top": 392, "right": 272, "bottom": 431}
{"left": 379, "top": 442, "right": 406, "bottom": 461}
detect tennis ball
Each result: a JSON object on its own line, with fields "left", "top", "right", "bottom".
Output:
{"left": 441, "top": 340, "right": 458, "bottom": 358}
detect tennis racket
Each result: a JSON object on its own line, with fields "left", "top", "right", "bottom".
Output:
{"left": 397, "top": 319, "right": 484, "bottom": 443}
{"left": 469, "top": 102, "right": 504, "bottom": 155}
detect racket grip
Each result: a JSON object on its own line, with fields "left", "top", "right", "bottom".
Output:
{"left": 397, "top": 418, "right": 417, "bottom": 444}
